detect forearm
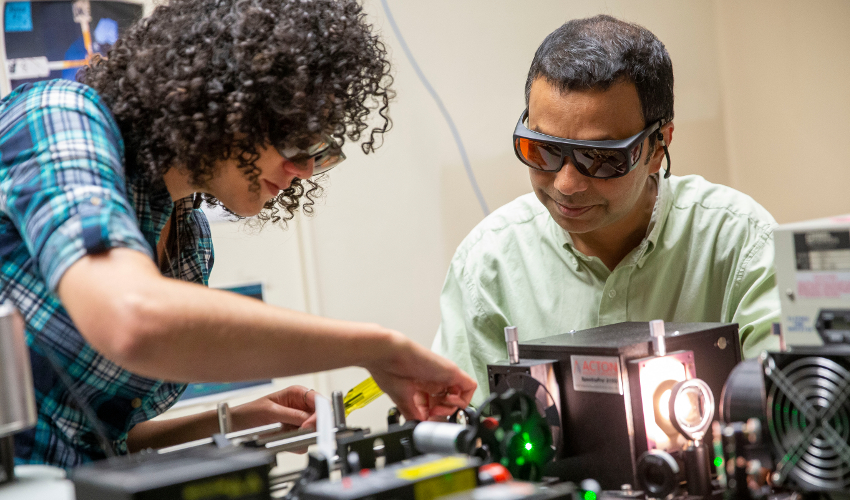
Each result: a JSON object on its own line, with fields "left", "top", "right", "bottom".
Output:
{"left": 122, "top": 279, "right": 393, "bottom": 380}
{"left": 127, "top": 410, "right": 220, "bottom": 452}
{"left": 59, "top": 248, "right": 399, "bottom": 382}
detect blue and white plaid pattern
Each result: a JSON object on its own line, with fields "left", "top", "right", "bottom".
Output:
{"left": 0, "top": 80, "right": 213, "bottom": 468}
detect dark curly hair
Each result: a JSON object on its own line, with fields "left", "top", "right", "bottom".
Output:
{"left": 81, "top": 0, "right": 393, "bottom": 223}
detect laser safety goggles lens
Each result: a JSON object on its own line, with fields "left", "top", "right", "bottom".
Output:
{"left": 279, "top": 135, "right": 346, "bottom": 177}
{"left": 513, "top": 109, "right": 666, "bottom": 179}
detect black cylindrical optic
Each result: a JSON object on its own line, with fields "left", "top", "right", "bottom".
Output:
{"left": 720, "top": 359, "right": 765, "bottom": 424}
{"left": 683, "top": 443, "right": 712, "bottom": 496}
{"left": 636, "top": 450, "right": 680, "bottom": 498}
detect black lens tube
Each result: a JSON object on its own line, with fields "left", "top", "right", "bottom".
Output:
{"left": 684, "top": 442, "right": 712, "bottom": 496}
{"left": 637, "top": 450, "right": 680, "bottom": 498}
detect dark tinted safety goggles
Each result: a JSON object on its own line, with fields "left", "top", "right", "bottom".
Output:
{"left": 513, "top": 109, "right": 669, "bottom": 179}
{"left": 280, "top": 135, "right": 346, "bottom": 177}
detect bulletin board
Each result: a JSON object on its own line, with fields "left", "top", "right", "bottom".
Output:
{"left": 2, "top": 0, "right": 142, "bottom": 92}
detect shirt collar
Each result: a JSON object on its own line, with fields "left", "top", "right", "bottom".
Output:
{"left": 126, "top": 172, "right": 200, "bottom": 254}
{"left": 550, "top": 173, "right": 672, "bottom": 270}
{"left": 549, "top": 214, "right": 588, "bottom": 272}
{"left": 636, "top": 172, "right": 671, "bottom": 268}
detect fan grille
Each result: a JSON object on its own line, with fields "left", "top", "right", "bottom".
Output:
{"left": 765, "top": 355, "right": 850, "bottom": 491}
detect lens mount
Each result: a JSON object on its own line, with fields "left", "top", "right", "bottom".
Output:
{"left": 668, "top": 378, "right": 714, "bottom": 442}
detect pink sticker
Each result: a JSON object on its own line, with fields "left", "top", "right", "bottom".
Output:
{"left": 797, "top": 272, "right": 850, "bottom": 299}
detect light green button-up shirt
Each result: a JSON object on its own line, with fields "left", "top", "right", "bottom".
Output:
{"left": 433, "top": 174, "right": 781, "bottom": 405}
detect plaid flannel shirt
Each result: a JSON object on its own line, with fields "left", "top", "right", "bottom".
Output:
{"left": 0, "top": 80, "right": 214, "bottom": 468}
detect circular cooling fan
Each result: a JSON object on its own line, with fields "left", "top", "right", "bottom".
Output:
{"left": 765, "top": 355, "right": 850, "bottom": 491}
{"left": 492, "top": 372, "right": 562, "bottom": 456}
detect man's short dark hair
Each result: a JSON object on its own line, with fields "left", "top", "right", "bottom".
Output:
{"left": 525, "top": 15, "right": 674, "bottom": 133}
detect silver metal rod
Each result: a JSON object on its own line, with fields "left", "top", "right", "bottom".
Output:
{"left": 229, "top": 422, "right": 283, "bottom": 438}
{"left": 332, "top": 391, "right": 346, "bottom": 430}
{"left": 264, "top": 430, "right": 320, "bottom": 452}
{"left": 650, "top": 319, "right": 667, "bottom": 357}
{"left": 157, "top": 422, "right": 283, "bottom": 454}
{"left": 217, "top": 402, "right": 232, "bottom": 435}
{"left": 263, "top": 426, "right": 364, "bottom": 454}
{"left": 505, "top": 326, "right": 520, "bottom": 364}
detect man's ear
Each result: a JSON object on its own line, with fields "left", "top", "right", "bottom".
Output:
{"left": 647, "top": 122, "right": 674, "bottom": 175}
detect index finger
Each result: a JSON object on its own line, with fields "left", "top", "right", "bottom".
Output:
{"left": 436, "top": 392, "right": 469, "bottom": 409}
{"left": 447, "top": 372, "right": 477, "bottom": 408}
{"left": 303, "top": 388, "right": 317, "bottom": 412}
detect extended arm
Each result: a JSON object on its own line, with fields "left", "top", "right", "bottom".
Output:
{"left": 127, "top": 385, "right": 317, "bottom": 451}
{"left": 58, "top": 247, "right": 475, "bottom": 419}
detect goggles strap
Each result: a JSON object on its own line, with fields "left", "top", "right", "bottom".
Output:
{"left": 657, "top": 131, "right": 672, "bottom": 179}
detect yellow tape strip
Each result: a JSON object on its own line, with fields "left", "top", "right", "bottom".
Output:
{"left": 343, "top": 377, "right": 385, "bottom": 416}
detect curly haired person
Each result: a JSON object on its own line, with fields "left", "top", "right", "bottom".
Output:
{"left": 0, "top": 0, "right": 474, "bottom": 468}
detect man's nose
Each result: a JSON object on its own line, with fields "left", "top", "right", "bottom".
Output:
{"left": 553, "top": 159, "right": 590, "bottom": 196}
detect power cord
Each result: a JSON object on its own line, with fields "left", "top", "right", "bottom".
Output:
{"left": 380, "top": 0, "right": 490, "bottom": 217}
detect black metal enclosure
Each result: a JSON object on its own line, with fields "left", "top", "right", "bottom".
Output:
{"left": 488, "top": 322, "right": 742, "bottom": 489}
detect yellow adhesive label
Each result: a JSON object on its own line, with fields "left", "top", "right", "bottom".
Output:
{"left": 181, "top": 472, "right": 264, "bottom": 500}
{"left": 413, "top": 469, "right": 477, "bottom": 500}
{"left": 396, "top": 456, "right": 471, "bottom": 481}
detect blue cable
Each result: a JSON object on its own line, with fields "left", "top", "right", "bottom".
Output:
{"left": 380, "top": 0, "right": 490, "bottom": 217}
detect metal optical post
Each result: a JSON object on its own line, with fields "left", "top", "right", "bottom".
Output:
{"left": 0, "top": 303, "right": 37, "bottom": 485}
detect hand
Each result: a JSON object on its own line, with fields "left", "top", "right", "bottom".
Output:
{"left": 365, "top": 331, "right": 476, "bottom": 421}
{"left": 232, "top": 385, "right": 318, "bottom": 433}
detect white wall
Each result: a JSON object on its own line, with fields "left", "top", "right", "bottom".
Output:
{"left": 714, "top": 0, "right": 850, "bottom": 223}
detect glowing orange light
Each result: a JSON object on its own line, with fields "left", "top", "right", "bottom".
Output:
{"left": 639, "top": 356, "right": 687, "bottom": 451}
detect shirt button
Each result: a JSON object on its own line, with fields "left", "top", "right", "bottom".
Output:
{"left": 90, "top": 196, "right": 102, "bottom": 206}
{"left": 131, "top": 398, "right": 142, "bottom": 409}
{"left": 608, "top": 289, "right": 617, "bottom": 298}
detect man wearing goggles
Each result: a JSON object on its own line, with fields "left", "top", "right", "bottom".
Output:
{"left": 513, "top": 109, "right": 668, "bottom": 182}
{"left": 433, "top": 15, "right": 780, "bottom": 405}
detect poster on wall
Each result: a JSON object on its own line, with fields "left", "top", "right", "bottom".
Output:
{"left": 3, "top": 0, "right": 142, "bottom": 90}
